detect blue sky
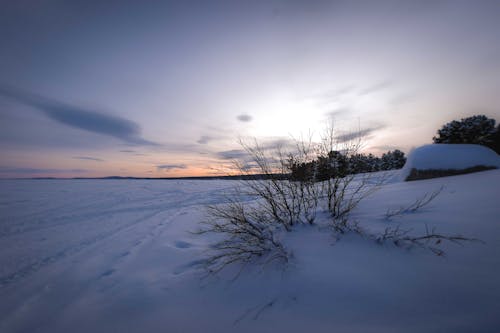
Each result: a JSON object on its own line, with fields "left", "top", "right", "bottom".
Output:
{"left": 1, "top": 0, "right": 499, "bottom": 177}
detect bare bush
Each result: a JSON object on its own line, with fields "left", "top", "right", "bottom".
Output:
{"left": 200, "top": 123, "right": 385, "bottom": 273}
{"left": 236, "top": 138, "right": 320, "bottom": 229}
{"left": 317, "top": 124, "right": 385, "bottom": 226}
{"left": 324, "top": 172, "right": 384, "bottom": 227}
{"left": 199, "top": 137, "right": 321, "bottom": 274}
{"left": 199, "top": 196, "right": 288, "bottom": 274}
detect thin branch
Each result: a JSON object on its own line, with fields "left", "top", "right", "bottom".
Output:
{"left": 385, "top": 186, "right": 444, "bottom": 220}
{"left": 375, "top": 224, "right": 483, "bottom": 256}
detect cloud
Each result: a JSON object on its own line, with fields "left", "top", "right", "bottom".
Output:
{"left": 359, "top": 80, "right": 393, "bottom": 95}
{"left": 390, "top": 93, "right": 416, "bottom": 106}
{"left": 118, "top": 149, "right": 147, "bottom": 156}
{"left": 237, "top": 114, "right": 252, "bottom": 122}
{"left": 370, "top": 145, "right": 404, "bottom": 153}
{"left": 325, "top": 107, "right": 352, "bottom": 119}
{"left": 215, "top": 138, "right": 293, "bottom": 162}
{"left": 156, "top": 164, "right": 187, "bottom": 171}
{"left": 259, "top": 138, "right": 297, "bottom": 151}
{"left": 72, "top": 156, "right": 104, "bottom": 162}
{"left": 335, "top": 125, "right": 386, "bottom": 143}
{"left": 197, "top": 135, "right": 212, "bottom": 144}
{"left": 215, "top": 137, "right": 296, "bottom": 161}
{"left": 318, "top": 86, "right": 355, "bottom": 99}
{"left": 214, "top": 149, "right": 256, "bottom": 172}
{"left": 314, "top": 85, "right": 355, "bottom": 105}
{"left": 0, "top": 85, "right": 159, "bottom": 146}
{"left": 0, "top": 167, "right": 87, "bottom": 175}
{"left": 214, "top": 148, "right": 277, "bottom": 174}
{"left": 216, "top": 149, "right": 249, "bottom": 160}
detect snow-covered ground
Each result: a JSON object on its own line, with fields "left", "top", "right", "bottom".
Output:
{"left": 1, "top": 170, "right": 500, "bottom": 332}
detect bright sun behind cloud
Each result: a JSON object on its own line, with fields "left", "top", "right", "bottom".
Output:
{"left": 248, "top": 91, "right": 324, "bottom": 140}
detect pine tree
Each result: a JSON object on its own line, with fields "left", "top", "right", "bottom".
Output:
{"left": 433, "top": 115, "right": 498, "bottom": 153}
{"left": 381, "top": 150, "right": 406, "bottom": 170}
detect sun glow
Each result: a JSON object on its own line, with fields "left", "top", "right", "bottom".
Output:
{"left": 248, "top": 92, "right": 324, "bottom": 140}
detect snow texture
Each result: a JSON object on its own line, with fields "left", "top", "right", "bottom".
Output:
{"left": 0, "top": 170, "right": 500, "bottom": 332}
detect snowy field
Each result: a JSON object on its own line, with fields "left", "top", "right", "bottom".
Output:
{"left": 1, "top": 170, "right": 500, "bottom": 332}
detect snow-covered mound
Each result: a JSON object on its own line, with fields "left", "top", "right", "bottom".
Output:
{"left": 400, "top": 144, "right": 499, "bottom": 180}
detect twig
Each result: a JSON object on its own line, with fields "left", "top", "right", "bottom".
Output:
{"left": 233, "top": 298, "right": 277, "bottom": 326}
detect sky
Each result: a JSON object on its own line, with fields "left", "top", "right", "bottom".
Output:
{"left": 1, "top": 0, "right": 499, "bottom": 178}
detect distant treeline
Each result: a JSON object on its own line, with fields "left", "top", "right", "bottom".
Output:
{"left": 28, "top": 174, "right": 289, "bottom": 181}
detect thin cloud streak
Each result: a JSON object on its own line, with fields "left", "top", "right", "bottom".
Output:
{"left": 197, "top": 135, "right": 213, "bottom": 144}
{"left": 237, "top": 114, "right": 252, "bottom": 122}
{"left": 73, "top": 156, "right": 104, "bottom": 162}
{"left": 359, "top": 81, "right": 393, "bottom": 95}
{"left": 335, "top": 125, "right": 386, "bottom": 143}
{"left": 157, "top": 164, "right": 187, "bottom": 171}
{"left": 216, "top": 149, "right": 249, "bottom": 160}
{"left": 314, "top": 85, "right": 356, "bottom": 105}
{"left": 325, "top": 107, "right": 353, "bottom": 119}
{"left": 0, "top": 167, "right": 87, "bottom": 174}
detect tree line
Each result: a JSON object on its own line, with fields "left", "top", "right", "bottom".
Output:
{"left": 290, "top": 149, "right": 406, "bottom": 182}
{"left": 290, "top": 114, "right": 499, "bottom": 182}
